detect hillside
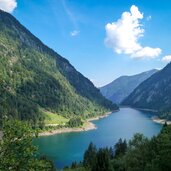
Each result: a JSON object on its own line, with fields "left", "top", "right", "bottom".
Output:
{"left": 100, "top": 69, "right": 157, "bottom": 104}
{"left": 122, "top": 63, "right": 171, "bottom": 119}
{"left": 0, "top": 10, "right": 117, "bottom": 127}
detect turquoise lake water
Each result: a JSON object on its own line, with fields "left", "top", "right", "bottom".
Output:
{"left": 35, "top": 107, "right": 162, "bottom": 169}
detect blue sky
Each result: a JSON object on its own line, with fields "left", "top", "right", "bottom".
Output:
{"left": 1, "top": 0, "right": 171, "bottom": 87}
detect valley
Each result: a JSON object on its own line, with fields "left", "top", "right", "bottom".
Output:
{"left": 34, "top": 107, "right": 162, "bottom": 169}
{"left": 0, "top": 1, "right": 171, "bottom": 171}
{"left": 0, "top": 9, "right": 118, "bottom": 130}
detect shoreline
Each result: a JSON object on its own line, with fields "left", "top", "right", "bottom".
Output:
{"left": 152, "top": 117, "right": 171, "bottom": 125}
{"left": 39, "top": 121, "right": 97, "bottom": 137}
{"left": 120, "top": 106, "right": 158, "bottom": 113}
{"left": 0, "top": 109, "right": 170, "bottom": 139}
{"left": 0, "top": 110, "right": 117, "bottom": 139}
{"left": 136, "top": 108, "right": 158, "bottom": 113}
{"left": 121, "top": 106, "right": 171, "bottom": 125}
{"left": 87, "top": 111, "right": 115, "bottom": 122}
{"left": 0, "top": 122, "right": 97, "bottom": 139}
{"left": 39, "top": 110, "right": 117, "bottom": 137}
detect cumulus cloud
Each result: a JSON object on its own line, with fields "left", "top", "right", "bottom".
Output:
{"left": 105, "top": 5, "right": 161, "bottom": 59}
{"left": 162, "top": 55, "right": 171, "bottom": 63}
{"left": 0, "top": 0, "right": 17, "bottom": 13}
{"left": 70, "top": 30, "right": 80, "bottom": 37}
{"left": 132, "top": 47, "right": 161, "bottom": 58}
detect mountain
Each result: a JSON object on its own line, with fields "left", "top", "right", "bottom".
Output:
{"left": 122, "top": 63, "right": 171, "bottom": 119}
{"left": 0, "top": 10, "right": 117, "bottom": 126}
{"left": 100, "top": 69, "right": 157, "bottom": 104}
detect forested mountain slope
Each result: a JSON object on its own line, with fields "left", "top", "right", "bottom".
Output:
{"left": 100, "top": 69, "right": 157, "bottom": 104}
{"left": 122, "top": 63, "right": 171, "bottom": 119}
{"left": 0, "top": 10, "right": 117, "bottom": 126}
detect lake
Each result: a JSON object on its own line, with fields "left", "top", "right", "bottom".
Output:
{"left": 35, "top": 107, "right": 162, "bottom": 169}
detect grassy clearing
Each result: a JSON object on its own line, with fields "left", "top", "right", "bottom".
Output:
{"left": 41, "top": 109, "right": 69, "bottom": 125}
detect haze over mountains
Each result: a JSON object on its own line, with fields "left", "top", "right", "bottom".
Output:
{"left": 0, "top": 9, "right": 117, "bottom": 126}
{"left": 122, "top": 63, "right": 171, "bottom": 119}
{"left": 100, "top": 69, "right": 158, "bottom": 104}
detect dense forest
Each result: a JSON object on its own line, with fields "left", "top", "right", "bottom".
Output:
{"left": 0, "top": 9, "right": 118, "bottom": 128}
{"left": 67, "top": 117, "right": 83, "bottom": 128}
{"left": 65, "top": 123, "right": 171, "bottom": 171}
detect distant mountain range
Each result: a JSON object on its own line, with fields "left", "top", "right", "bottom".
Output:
{"left": 100, "top": 69, "right": 158, "bottom": 104}
{"left": 122, "top": 63, "right": 171, "bottom": 120}
{"left": 0, "top": 10, "right": 117, "bottom": 126}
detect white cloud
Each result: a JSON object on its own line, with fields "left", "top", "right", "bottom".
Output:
{"left": 0, "top": 0, "right": 17, "bottom": 13}
{"left": 132, "top": 47, "right": 161, "bottom": 59}
{"left": 162, "top": 55, "right": 171, "bottom": 63}
{"left": 61, "top": 0, "right": 77, "bottom": 28}
{"left": 105, "top": 5, "right": 161, "bottom": 59}
{"left": 70, "top": 30, "right": 80, "bottom": 36}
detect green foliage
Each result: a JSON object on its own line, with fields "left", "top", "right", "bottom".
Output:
{"left": 123, "top": 134, "right": 150, "bottom": 171}
{"left": 114, "top": 138, "right": 127, "bottom": 158}
{"left": 83, "top": 143, "right": 113, "bottom": 171}
{"left": 64, "top": 167, "right": 87, "bottom": 171}
{"left": 92, "top": 148, "right": 113, "bottom": 171}
{"left": 83, "top": 142, "right": 97, "bottom": 168}
{"left": 0, "top": 119, "right": 55, "bottom": 171}
{"left": 0, "top": 9, "right": 118, "bottom": 127}
{"left": 42, "top": 110, "right": 68, "bottom": 125}
{"left": 67, "top": 125, "right": 171, "bottom": 171}
{"left": 71, "top": 161, "right": 78, "bottom": 169}
{"left": 67, "top": 117, "right": 83, "bottom": 128}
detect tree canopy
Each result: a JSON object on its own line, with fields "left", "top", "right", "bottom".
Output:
{"left": 0, "top": 119, "right": 55, "bottom": 171}
{"left": 65, "top": 125, "right": 171, "bottom": 171}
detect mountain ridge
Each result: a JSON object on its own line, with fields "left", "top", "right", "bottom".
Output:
{"left": 122, "top": 63, "right": 171, "bottom": 119}
{"left": 0, "top": 9, "right": 117, "bottom": 126}
{"left": 100, "top": 69, "right": 158, "bottom": 104}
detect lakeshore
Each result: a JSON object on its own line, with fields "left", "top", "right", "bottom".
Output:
{"left": 35, "top": 107, "right": 162, "bottom": 169}
{"left": 39, "top": 121, "right": 97, "bottom": 137}
{"left": 152, "top": 117, "right": 171, "bottom": 125}
{"left": 0, "top": 109, "right": 168, "bottom": 140}
{"left": 39, "top": 111, "right": 115, "bottom": 137}
{"left": 0, "top": 121, "right": 96, "bottom": 139}
{"left": 121, "top": 106, "right": 158, "bottom": 113}
{"left": 0, "top": 111, "right": 115, "bottom": 139}
{"left": 87, "top": 111, "right": 113, "bottom": 121}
